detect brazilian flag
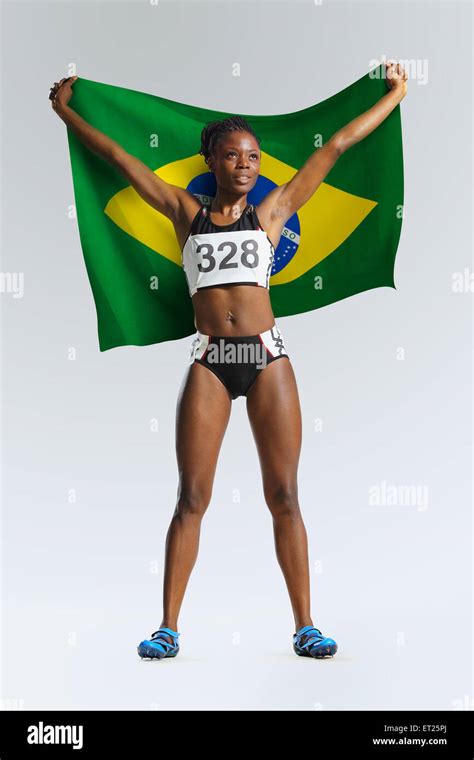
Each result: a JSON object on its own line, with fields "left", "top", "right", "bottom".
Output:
{"left": 66, "top": 65, "right": 404, "bottom": 351}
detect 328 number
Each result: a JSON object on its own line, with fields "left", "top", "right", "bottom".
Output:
{"left": 197, "top": 239, "right": 259, "bottom": 273}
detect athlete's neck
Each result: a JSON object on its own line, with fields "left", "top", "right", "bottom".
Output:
{"left": 209, "top": 196, "right": 248, "bottom": 218}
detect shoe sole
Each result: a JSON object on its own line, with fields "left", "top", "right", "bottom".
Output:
{"left": 137, "top": 644, "right": 179, "bottom": 660}
{"left": 294, "top": 643, "right": 338, "bottom": 658}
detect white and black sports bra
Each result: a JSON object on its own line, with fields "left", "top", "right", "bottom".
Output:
{"left": 181, "top": 202, "right": 275, "bottom": 298}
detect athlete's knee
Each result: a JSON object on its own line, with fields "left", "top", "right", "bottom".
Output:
{"left": 264, "top": 484, "right": 300, "bottom": 517}
{"left": 175, "top": 487, "right": 211, "bottom": 518}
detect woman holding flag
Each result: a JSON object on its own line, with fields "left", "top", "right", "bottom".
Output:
{"left": 50, "top": 61, "right": 407, "bottom": 661}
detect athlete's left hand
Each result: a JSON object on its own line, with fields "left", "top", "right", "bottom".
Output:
{"left": 385, "top": 61, "right": 408, "bottom": 99}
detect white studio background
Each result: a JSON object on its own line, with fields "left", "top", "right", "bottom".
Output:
{"left": 1, "top": 0, "right": 472, "bottom": 710}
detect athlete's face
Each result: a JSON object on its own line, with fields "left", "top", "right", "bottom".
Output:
{"left": 208, "top": 131, "right": 260, "bottom": 193}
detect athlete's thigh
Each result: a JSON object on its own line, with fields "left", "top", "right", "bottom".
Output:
{"left": 245, "top": 357, "right": 302, "bottom": 493}
{"left": 175, "top": 361, "right": 232, "bottom": 498}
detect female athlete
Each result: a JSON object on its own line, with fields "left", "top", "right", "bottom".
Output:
{"left": 50, "top": 62, "right": 407, "bottom": 660}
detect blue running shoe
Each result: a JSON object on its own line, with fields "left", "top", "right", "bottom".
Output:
{"left": 293, "top": 624, "right": 338, "bottom": 658}
{"left": 137, "top": 626, "right": 180, "bottom": 660}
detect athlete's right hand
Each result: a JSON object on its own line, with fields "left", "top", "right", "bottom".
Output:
{"left": 49, "top": 76, "right": 78, "bottom": 115}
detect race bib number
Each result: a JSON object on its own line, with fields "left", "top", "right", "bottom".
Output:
{"left": 197, "top": 237, "right": 260, "bottom": 273}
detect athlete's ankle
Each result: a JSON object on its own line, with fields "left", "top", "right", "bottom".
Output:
{"left": 295, "top": 619, "right": 314, "bottom": 631}
{"left": 160, "top": 622, "right": 179, "bottom": 633}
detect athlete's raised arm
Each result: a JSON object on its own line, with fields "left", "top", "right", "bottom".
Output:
{"left": 50, "top": 76, "right": 199, "bottom": 225}
{"left": 260, "top": 61, "right": 408, "bottom": 227}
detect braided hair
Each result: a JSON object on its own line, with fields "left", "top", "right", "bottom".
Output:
{"left": 199, "top": 116, "right": 261, "bottom": 167}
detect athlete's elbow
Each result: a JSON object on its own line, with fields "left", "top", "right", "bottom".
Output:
{"left": 326, "top": 136, "right": 344, "bottom": 160}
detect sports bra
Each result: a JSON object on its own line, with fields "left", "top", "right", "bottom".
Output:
{"left": 181, "top": 202, "right": 275, "bottom": 298}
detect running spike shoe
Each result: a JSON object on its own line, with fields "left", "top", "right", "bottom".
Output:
{"left": 293, "top": 624, "right": 338, "bottom": 658}
{"left": 137, "top": 626, "right": 180, "bottom": 660}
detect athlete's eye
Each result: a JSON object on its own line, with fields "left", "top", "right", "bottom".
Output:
{"left": 226, "top": 150, "right": 258, "bottom": 160}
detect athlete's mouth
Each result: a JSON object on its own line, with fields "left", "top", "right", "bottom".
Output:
{"left": 234, "top": 175, "right": 251, "bottom": 182}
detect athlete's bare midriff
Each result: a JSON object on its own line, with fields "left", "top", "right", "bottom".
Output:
{"left": 191, "top": 284, "right": 276, "bottom": 336}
